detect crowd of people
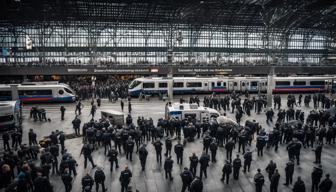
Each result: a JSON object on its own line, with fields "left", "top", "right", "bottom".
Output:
{"left": 0, "top": 91, "right": 335, "bottom": 192}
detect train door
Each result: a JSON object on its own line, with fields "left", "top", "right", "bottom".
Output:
{"left": 325, "top": 79, "right": 331, "bottom": 92}
{"left": 233, "top": 81, "right": 239, "bottom": 91}
{"left": 261, "top": 81, "right": 267, "bottom": 92}
{"left": 241, "top": 81, "right": 247, "bottom": 92}
{"left": 228, "top": 81, "right": 234, "bottom": 92}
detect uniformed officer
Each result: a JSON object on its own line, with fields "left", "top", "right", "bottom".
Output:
{"left": 293, "top": 176, "right": 306, "bottom": 192}
{"left": 311, "top": 165, "right": 323, "bottom": 192}
{"left": 270, "top": 169, "right": 280, "bottom": 192}
{"left": 102, "top": 130, "right": 112, "bottom": 155}
{"left": 80, "top": 143, "right": 96, "bottom": 169}
{"left": 138, "top": 144, "right": 148, "bottom": 171}
{"left": 61, "top": 168, "right": 73, "bottom": 192}
{"left": 81, "top": 173, "right": 94, "bottom": 192}
{"left": 174, "top": 140, "right": 184, "bottom": 165}
{"left": 180, "top": 167, "right": 193, "bottom": 192}
{"left": 266, "top": 160, "right": 277, "bottom": 181}
{"left": 203, "top": 134, "right": 212, "bottom": 154}
{"left": 68, "top": 155, "right": 78, "bottom": 176}
{"left": 164, "top": 156, "right": 174, "bottom": 180}
{"left": 243, "top": 149, "right": 252, "bottom": 173}
{"left": 60, "top": 106, "right": 66, "bottom": 120}
{"left": 72, "top": 116, "right": 81, "bottom": 136}
{"left": 50, "top": 144, "right": 60, "bottom": 174}
{"left": 33, "top": 171, "right": 53, "bottom": 192}
{"left": 221, "top": 160, "right": 232, "bottom": 184}
{"left": 209, "top": 139, "right": 218, "bottom": 163}
{"left": 2, "top": 131, "right": 10, "bottom": 151}
{"left": 199, "top": 151, "right": 210, "bottom": 179}
{"left": 28, "top": 129, "right": 37, "bottom": 146}
{"left": 125, "top": 137, "right": 135, "bottom": 162}
{"left": 233, "top": 154, "right": 242, "bottom": 180}
{"left": 313, "top": 143, "right": 323, "bottom": 164}
{"left": 59, "top": 132, "right": 66, "bottom": 153}
{"left": 189, "top": 153, "right": 199, "bottom": 176}
{"left": 94, "top": 168, "right": 107, "bottom": 192}
{"left": 254, "top": 169, "right": 265, "bottom": 192}
{"left": 284, "top": 160, "right": 295, "bottom": 186}
{"left": 107, "top": 148, "right": 119, "bottom": 171}
{"left": 119, "top": 166, "right": 132, "bottom": 192}
{"left": 225, "top": 139, "right": 235, "bottom": 162}
{"left": 153, "top": 139, "right": 163, "bottom": 163}
{"left": 190, "top": 176, "right": 203, "bottom": 192}
{"left": 165, "top": 137, "right": 172, "bottom": 156}
{"left": 319, "top": 174, "right": 333, "bottom": 192}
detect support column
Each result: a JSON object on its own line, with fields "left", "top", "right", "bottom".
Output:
{"left": 267, "top": 67, "right": 275, "bottom": 108}
{"left": 10, "top": 84, "right": 19, "bottom": 101}
{"left": 167, "top": 70, "right": 173, "bottom": 102}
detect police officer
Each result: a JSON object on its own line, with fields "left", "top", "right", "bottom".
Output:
{"left": 232, "top": 154, "right": 242, "bottom": 180}
{"left": 254, "top": 169, "right": 265, "bottom": 192}
{"left": 80, "top": 143, "right": 96, "bottom": 169}
{"left": 180, "top": 167, "right": 193, "bottom": 192}
{"left": 311, "top": 165, "right": 323, "bottom": 192}
{"left": 2, "top": 131, "right": 10, "bottom": 151}
{"left": 189, "top": 153, "right": 198, "bottom": 176}
{"left": 199, "top": 151, "right": 210, "bottom": 179}
{"left": 165, "top": 137, "right": 172, "bottom": 156}
{"left": 266, "top": 160, "right": 277, "bottom": 181}
{"left": 293, "top": 176, "right": 306, "bottom": 192}
{"left": 60, "top": 106, "right": 66, "bottom": 120}
{"left": 243, "top": 149, "right": 252, "bottom": 173}
{"left": 138, "top": 144, "right": 148, "bottom": 171}
{"left": 75, "top": 100, "right": 83, "bottom": 115}
{"left": 82, "top": 173, "right": 94, "bottom": 192}
{"left": 68, "top": 155, "right": 78, "bottom": 176}
{"left": 153, "top": 139, "right": 163, "bottom": 163}
{"left": 270, "top": 169, "right": 280, "bottom": 192}
{"left": 28, "top": 129, "right": 37, "bottom": 146}
{"left": 313, "top": 143, "right": 323, "bottom": 164}
{"left": 190, "top": 176, "right": 203, "bottom": 192}
{"left": 266, "top": 108, "right": 274, "bottom": 124}
{"left": 256, "top": 135, "right": 266, "bottom": 157}
{"left": 119, "top": 166, "right": 132, "bottom": 192}
{"left": 50, "top": 144, "right": 60, "bottom": 174}
{"left": 107, "top": 148, "right": 119, "bottom": 171}
{"left": 225, "top": 139, "right": 235, "bottom": 162}
{"left": 33, "top": 171, "right": 53, "bottom": 192}
{"left": 94, "top": 168, "right": 107, "bottom": 192}
{"left": 164, "top": 156, "right": 174, "bottom": 180}
{"left": 102, "top": 130, "right": 112, "bottom": 155}
{"left": 59, "top": 132, "right": 66, "bottom": 153}
{"left": 319, "top": 174, "right": 333, "bottom": 192}
{"left": 72, "top": 116, "right": 81, "bottom": 136}
{"left": 203, "top": 134, "right": 212, "bottom": 154}
{"left": 174, "top": 140, "right": 184, "bottom": 165}
{"left": 221, "top": 160, "right": 232, "bottom": 184}
{"left": 125, "top": 137, "right": 135, "bottom": 162}
{"left": 61, "top": 168, "right": 73, "bottom": 192}
{"left": 209, "top": 139, "right": 218, "bottom": 163}
{"left": 284, "top": 160, "right": 295, "bottom": 186}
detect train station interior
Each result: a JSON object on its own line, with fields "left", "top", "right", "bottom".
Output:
{"left": 0, "top": 0, "right": 336, "bottom": 192}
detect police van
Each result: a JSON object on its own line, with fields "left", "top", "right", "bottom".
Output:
{"left": 165, "top": 102, "right": 220, "bottom": 121}
{"left": 0, "top": 100, "right": 22, "bottom": 130}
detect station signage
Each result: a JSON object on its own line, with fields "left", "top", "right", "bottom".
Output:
{"left": 176, "top": 68, "right": 232, "bottom": 73}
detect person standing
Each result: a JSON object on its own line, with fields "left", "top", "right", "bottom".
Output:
{"left": 199, "top": 151, "right": 210, "bottom": 179}
{"left": 119, "top": 166, "right": 132, "bottom": 192}
{"left": 270, "top": 169, "right": 280, "bottom": 192}
{"left": 72, "top": 116, "right": 81, "bottom": 136}
{"left": 120, "top": 100, "right": 124, "bottom": 112}
{"left": 243, "top": 149, "right": 252, "bottom": 173}
{"left": 60, "top": 106, "right": 66, "bottom": 120}
{"left": 75, "top": 100, "right": 83, "bottom": 115}
{"left": 254, "top": 169, "right": 265, "bottom": 192}
{"left": 311, "top": 166, "right": 323, "bottom": 192}
{"left": 107, "top": 148, "right": 119, "bottom": 172}
{"left": 125, "top": 137, "right": 135, "bottom": 162}
{"left": 164, "top": 156, "right": 174, "bottom": 181}
{"left": 313, "top": 143, "right": 323, "bottom": 164}
{"left": 225, "top": 139, "right": 235, "bottom": 162}
{"left": 319, "top": 174, "right": 333, "bottom": 192}
{"left": 128, "top": 101, "right": 132, "bottom": 113}
{"left": 293, "top": 177, "right": 306, "bottom": 192}
{"left": 61, "top": 168, "right": 73, "bottom": 192}
{"left": 153, "top": 139, "right": 163, "bottom": 163}
{"left": 80, "top": 143, "right": 96, "bottom": 169}
{"left": 190, "top": 176, "right": 203, "bottom": 192}
{"left": 174, "top": 140, "right": 184, "bottom": 165}
{"left": 221, "top": 160, "right": 232, "bottom": 184}
{"left": 2, "top": 131, "right": 10, "bottom": 151}
{"left": 209, "top": 139, "right": 218, "bottom": 163}
{"left": 33, "top": 171, "right": 53, "bottom": 192}
{"left": 165, "top": 137, "right": 172, "bottom": 156}
{"left": 138, "top": 144, "right": 148, "bottom": 171}
{"left": 266, "top": 160, "right": 277, "bottom": 181}
{"left": 284, "top": 160, "right": 295, "bottom": 186}
{"left": 180, "top": 167, "right": 193, "bottom": 192}
{"left": 94, "top": 168, "right": 107, "bottom": 192}
{"left": 189, "top": 153, "right": 198, "bottom": 176}
{"left": 232, "top": 154, "right": 242, "bottom": 180}
{"left": 81, "top": 173, "right": 94, "bottom": 192}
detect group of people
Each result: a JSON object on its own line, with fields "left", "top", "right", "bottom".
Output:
{"left": 0, "top": 91, "right": 335, "bottom": 192}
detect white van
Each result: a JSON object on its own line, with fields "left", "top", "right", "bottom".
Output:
{"left": 0, "top": 100, "right": 22, "bottom": 130}
{"left": 165, "top": 102, "right": 220, "bottom": 121}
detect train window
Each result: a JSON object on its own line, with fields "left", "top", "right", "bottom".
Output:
{"left": 59, "top": 90, "right": 64, "bottom": 95}
{"left": 310, "top": 81, "right": 324, "bottom": 86}
{"left": 251, "top": 82, "right": 258, "bottom": 86}
{"left": 204, "top": 83, "right": 208, "bottom": 86}
{"left": 186, "top": 82, "right": 202, "bottom": 88}
{"left": 242, "top": 82, "right": 245, "bottom": 86}
{"left": 143, "top": 83, "right": 155, "bottom": 89}
{"left": 211, "top": 82, "right": 215, "bottom": 87}
{"left": 234, "top": 82, "right": 238, "bottom": 86}
{"left": 293, "top": 81, "right": 306, "bottom": 86}
{"left": 158, "top": 83, "right": 167, "bottom": 88}
{"left": 0, "top": 91, "right": 11, "bottom": 97}
{"left": 217, "top": 82, "right": 221, "bottom": 86}
{"left": 223, "top": 82, "right": 226, "bottom": 86}
{"left": 64, "top": 88, "right": 73, "bottom": 94}
{"left": 173, "top": 82, "right": 184, "bottom": 88}
{"left": 275, "top": 81, "right": 290, "bottom": 86}
{"left": 19, "top": 90, "right": 52, "bottom": 95}
{"left": 184, "top": 113, "right": 197, "bottom": 119}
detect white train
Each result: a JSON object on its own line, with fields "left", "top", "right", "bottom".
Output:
{"left": 128, "top": 76, "right": 336, "bottom": 97}
{"left": 0, "top": 82, "right": 76, "bottom": 103}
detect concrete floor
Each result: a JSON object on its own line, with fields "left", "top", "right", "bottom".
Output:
{"left": 8, "top": 94, "right": 336, "bottom": 192}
